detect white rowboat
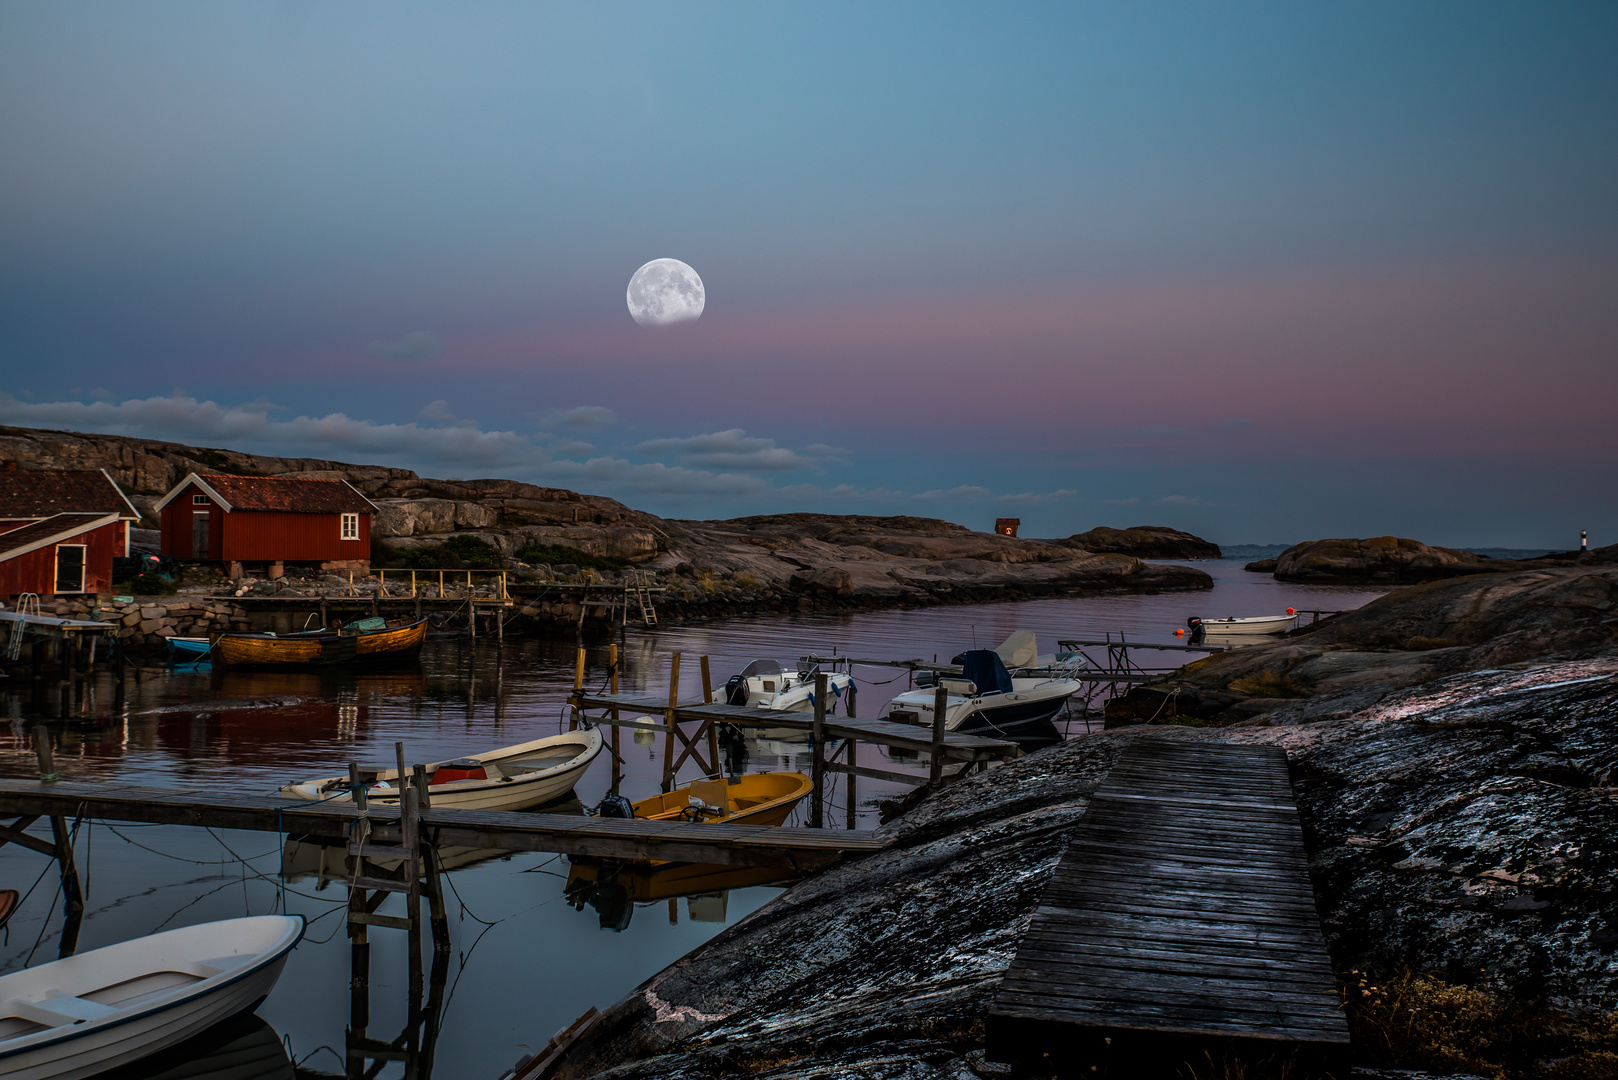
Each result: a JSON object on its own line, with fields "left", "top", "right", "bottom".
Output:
{"left": 1188, "top": 614, "right": 1298, "bottom": 636}
{"left": 0, "top": 915, "right": 303, "bottom": 1080}
{"left": 278, "top": 728, "right": 604, "bottom": 812}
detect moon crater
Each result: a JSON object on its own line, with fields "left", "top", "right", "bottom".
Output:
{"left": 626, "top": 258, "right": 705, "bottom": 326}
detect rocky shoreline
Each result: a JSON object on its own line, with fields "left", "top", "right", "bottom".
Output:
{"left": 545, "top": 563, "right": 1617, "bottom": 1080}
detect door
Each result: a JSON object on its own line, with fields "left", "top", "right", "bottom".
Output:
{"left": 55, "top": 545, "right": 86, "bottom": 593}
{"left": 193, "top": 511, "right": 211, "bottom": 559}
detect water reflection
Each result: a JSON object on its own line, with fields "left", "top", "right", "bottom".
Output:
{"left": 564, "top": 861, "right": 800, "bottom": 932}
{"left": 112, "top": 1013, "right": 292, "bottom": 1080}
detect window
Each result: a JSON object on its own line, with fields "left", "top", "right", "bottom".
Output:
{"left": 55, "top": 544, "right": 86, "bottom": 593}
{"left": 193, "top": 494, "right": 211, "bottom": 505}
{"left": 340, "top": 513, "right": 360, "bottom": 540}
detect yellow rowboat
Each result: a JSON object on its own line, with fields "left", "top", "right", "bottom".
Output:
{"left": 629, "top": 771, "right": 812, "bottom": 827}
{"left": 212, "top": 617, "right": 428, "bottom": 667}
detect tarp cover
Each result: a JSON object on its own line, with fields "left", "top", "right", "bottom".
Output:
{"left": 958, "top": 650, "right": 1013, "bottom": 696}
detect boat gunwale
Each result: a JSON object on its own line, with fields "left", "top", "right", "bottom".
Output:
{"left": 634, "top": 770, "right": 813, "bottom": 825}
{"left": 0, "top": 915, "right": 305, "bottom": 1062}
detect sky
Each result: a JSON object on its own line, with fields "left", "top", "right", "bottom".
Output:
{"left": 1, "top": 2, "right": 1614, "bottom": 548}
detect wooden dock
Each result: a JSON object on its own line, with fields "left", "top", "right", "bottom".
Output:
{"left": 0, "top": 777, "right": 885, "bottom": 871}
{"left": 986, "top": 739, "right": 1349, "bottom": 1072}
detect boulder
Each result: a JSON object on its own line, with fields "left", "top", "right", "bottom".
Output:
{"left": 1244, "top": 558, "right": 1278, "bottom": 573}
{"left": 371, "top": 498, "right": 458, "bottom": 537}
{"left": 1059, "top": 525, "right": 1221, "bottom": 560}
{"left": 787, "top": 568, "right": 855, "bottom": 597}
{"left": 455, "top": 501, "right": 499, "bottom": 529}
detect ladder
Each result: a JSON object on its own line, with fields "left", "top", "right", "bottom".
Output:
{"left": 5, "top": 594, "right": 40, "bottom": 662}
{"left": 635, "top": 571, "right": 658, "bottom": 626}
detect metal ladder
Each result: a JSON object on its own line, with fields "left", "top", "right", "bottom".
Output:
{"left": 5, "top": 594, "right": 40, "bottom": 661}
{"left": 634, "top": 572, "right": 658, "bottom": 626}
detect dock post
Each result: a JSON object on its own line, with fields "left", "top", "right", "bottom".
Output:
{"left": 402, "top": 783, "right": 423, "bottom": 998}
{"left": 32, "top": 726, "right": 84, "bottom": 955}
{"left": 930, "top": 684, "right": 947, "bottom": 784}
{"left": 571, "top": 647, "right": 586, "bottom": 731}
{"left": 810, "top": 673, "right": 827, "bottom": 827}
{"left": 346, "top": 761, "right": 371, "bottom": 1032}
{"left": 700, "top": 655, "right": 719, "bottom": 776}
{"left": 608, "top": 644, "right": 622, "bottom": 795}
{"left": 846, "top": 740, "right": 857, "bottom": 830}
{"left": 662, "top": 652, "right": 682, "bottom": 792}
{"left": 319, "top": 599, "right": 327, "bottom": 628}
{"left": 413, "top": 764, "right": 451, "bottom": 954}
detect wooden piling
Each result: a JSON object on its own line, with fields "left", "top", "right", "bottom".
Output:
{"left": 930, "top": 684, "right": 947, "bottom": 784}
{"left": 662, "top": 652, "right": 682, "bottom": 792}
{"left": 571, "top": 647, "right": 586, "bottom": 732}
{"left": 811, "top": 672, "right": 828, "bottom": 827}
{"left": 608, "top": 644, "right": 622, "bottom": 795}
{"left": 700, "top": 655, "right": 718, "bottom": 777}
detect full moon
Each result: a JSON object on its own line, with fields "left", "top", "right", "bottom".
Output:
{"left": 626, "top": 258, "right": 705, "bottom": 326}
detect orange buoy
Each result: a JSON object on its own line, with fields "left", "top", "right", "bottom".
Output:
{"left": 1286, "top": 607, "right": 1296, "bottom": 615}
{"left": 1173, "top": 627, "right": 1185, "bottom": 636}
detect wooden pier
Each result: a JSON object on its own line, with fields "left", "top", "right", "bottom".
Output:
{"left": 0, "top": 777, "right": 883, "bottom": 871}
{"left": 986, "top": 739, "right": 1349, "bottom": 1073}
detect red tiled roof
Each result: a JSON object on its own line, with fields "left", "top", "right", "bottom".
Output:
{"left": 0, "top": 514, "right": 116, "bottom": 560}
{"left": 0, "top": 469, "right": 139, "bottom": 520}
{"left": 198, "top": 474, "right": 374, "bottom": 514}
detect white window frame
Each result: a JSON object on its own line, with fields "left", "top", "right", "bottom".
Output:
{"left": 340, "top": 513, "right": 361, "bottom": 540}
{"left": 192, "top": 494, "right": 211, "bottom": 505}
{"left": 54, "top": 543, "right": 88, "bottom": 594}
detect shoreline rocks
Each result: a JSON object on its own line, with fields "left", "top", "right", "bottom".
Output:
{"left": 1271, "top": 536, "right": 1613, "bottom": 584}
{"left": 1058, "top": 525, "right": 1221, "bottom": 560}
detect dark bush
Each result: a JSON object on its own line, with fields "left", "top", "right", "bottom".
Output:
{"left": 128, "top": 573, "right": 178, "bottom": 595}
{"left": 515, "top": 543, "right": 628, "bottom": 571}
{"left": 384, "top": 535, "right": 504, "bottom": 570}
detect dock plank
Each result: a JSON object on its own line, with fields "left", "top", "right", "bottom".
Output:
{"left": 986, "top": 739, "right": 1349, "bottom": 1071}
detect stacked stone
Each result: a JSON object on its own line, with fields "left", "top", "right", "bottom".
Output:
{"left": 44, "top": 595, "right": 250, "bottom": 651}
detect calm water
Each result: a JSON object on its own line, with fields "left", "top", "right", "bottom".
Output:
{"left": 0, "top": 560, "right": 1384, "bottom": 1078}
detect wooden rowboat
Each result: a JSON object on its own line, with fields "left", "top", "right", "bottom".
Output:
{"left": 629, "top": 771, "right": 812, "bottom": 827}
{"left": 212, "top": 617, "right": 427, "bottom": 667}
{"left": 278, "top": 728, "right": 604, "bottom": 812}
{"left": 0, "top": 915, "right": 303, "bottom": 1080}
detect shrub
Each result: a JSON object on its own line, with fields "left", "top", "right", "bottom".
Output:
{"left": 515, "top": 543, "right": 627, "bottom": 571}
{"left": 128, "top": 573, "right": 177, "bottom": 595}
{"left": 735, "top": 571, "right": 762, "bottom": 590}
{"left": 1228, "top": 670, "right": 1307, "bottom": 699}
{"left": 386, "top": 535, "right": 503, "bottom": 570}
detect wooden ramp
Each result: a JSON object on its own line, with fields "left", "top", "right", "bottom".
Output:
{"left": 0, "top": 778, "right": 885, "bottom": 870}
{"left": 987, "top": 739, "right": 1350, "bottom": 1073}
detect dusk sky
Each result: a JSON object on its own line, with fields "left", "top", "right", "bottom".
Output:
{"left": 2, "top": 2, "right": 1614, "bottom": 547}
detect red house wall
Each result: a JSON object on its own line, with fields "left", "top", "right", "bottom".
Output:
{"left": 220, "top": 510, "right": 371, "bottom": 562}
{"left": 160, "top": 482, "right": 225, "bottom": 560}
{"left": 0, "top": 520, "right": 123, "bottom": 596}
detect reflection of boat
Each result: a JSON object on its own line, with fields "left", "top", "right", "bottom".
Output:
{"left": 0, "top": 915, "right": 303, "bottom": 1080}
{"left": 278, "top": 728, "right": 603, "bottom": 811}
{"left": 885, "top": 642, "right": 1080, "bottom": 736}
{"left": 712, "top": 660, "right": 856, "bottom": 716}
{"left": 629, "top": 772, "right": 811, "bottom": 826}
{"left": 281, "top": 836, "right": 509, "bottom": 888}
{"left": 1188, "top": 614, "right": 1297, "bottom": 637}
{"left": 112, "top": 1013, "right": 292, "bottom": 1080}
{"left": 165, "top": 637, "right": 213, "bottom": 661}
{"left": 0, "top": 890, "right": 16, "bottom": 931}
{"left": 213, "top": 618, "right": 428, "bottom": 667}
{"left": 565, "top": 860, "right": 797, "bottom": 930}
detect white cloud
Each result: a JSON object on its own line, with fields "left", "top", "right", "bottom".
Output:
{"left": 913, "top": 485, "right": 994, "bottom": 501}
{"left": 1103, "top": 497, "right": 1141, "bottom": 506}
{"left": 365, "top": 331, "right": 444, "bottom": 361}
{"left": 635, "top": 429, "right": 829, "bottom": 471}
{"left": 541, "top": 405, "right": 618, "bottom": 428}
{"left": 995, "top": 489, "right": 1077, "bottom": 506}
{"left": 1157, "top": 494, "right": 1209, "bottom": 506}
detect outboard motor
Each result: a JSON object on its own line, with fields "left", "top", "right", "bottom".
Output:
{"left": 1186, "top": 617, "right": 1203, "bottom": 629}
{"left": 594, "top": 793, "right": 634, "bottom": 819}
{"left": 718, "top": 722, "right": 748, "bottom": 781}
{"left": 725, "top": 674, "right": 749, "bottom": 706}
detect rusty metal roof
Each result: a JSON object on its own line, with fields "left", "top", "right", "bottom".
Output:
{"left": 0, "top": 469, "right": 140, "bottom": 521}
{"left": 195, "top": 474, "right": 375, "bottom": 514}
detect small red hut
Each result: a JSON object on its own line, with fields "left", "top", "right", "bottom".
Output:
{"left": 0, "top": 465, "right": 141, "bottom": 598}
{"left": 154, "top": 473, "right": 376, "bottom": 573}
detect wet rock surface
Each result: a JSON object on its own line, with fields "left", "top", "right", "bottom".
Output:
{"left": 554, "top": 660, "right": 1618, "bottom": 1079}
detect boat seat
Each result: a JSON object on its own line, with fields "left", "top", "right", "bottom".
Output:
{"left": 687, "top": 779, "right": 731, "bottom": 817}
{"left": 938, "top": 678, "right": 977, "bottom": 695}
{"left": 14, "top": 991, "right": 124, "bottom": 1026}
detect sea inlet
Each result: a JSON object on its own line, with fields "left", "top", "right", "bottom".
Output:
{"left": 0, "top": 560, "right": 1384, "bottom": 1078}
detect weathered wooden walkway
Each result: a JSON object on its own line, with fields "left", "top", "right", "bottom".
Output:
{"left": 987, "top": 739, "right": 1349, "bottom": 1072}
{"left": 0, "top": 777, "right": 885, "bottom": 870}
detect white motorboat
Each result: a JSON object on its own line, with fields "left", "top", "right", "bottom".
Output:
{"left": 0, "top": 915, "right": 303, "bottom": 1080}
{"left": 278, "top": 728, "right": 603, "bottom": 812}
{"left": 1187, "top": 614, "right": 1297, "bottom": 636}
{"left": 884, "top": 633, "right": 1082, "bottom": 737}
{"left": 712, "top": 660, "right": 856, "bottom": 715}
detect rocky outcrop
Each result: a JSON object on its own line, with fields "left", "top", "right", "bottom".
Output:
{"left": 1058, "top": 525, "right": 1221, "bottom": 560}
{"left": 551, "top": 661, "right": 1618, "bottom": 1079}
{"left": 1271, "top": 536, "right": 1609, "bottom": 584}
{"left": 1245, "top": 557, "right": 1279, "bottom": 573}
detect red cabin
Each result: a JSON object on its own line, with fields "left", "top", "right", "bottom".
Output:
{"left": 0, "top": 465, "right": 141, "bottom": 599}
{"left": 154, "top": 473, "right": 376, "bottom": 573}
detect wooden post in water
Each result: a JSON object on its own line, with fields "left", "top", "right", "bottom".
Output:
{"left": 412, "top": 764, "right": 451, "bottom": 953}
{"left": 810, "top": 672, "right": 827, "bottom": 827}
{"left": 571, "top": 647, "right": 586, "bottom": 731}
{"left": 700, "top": 655, "right": 719, "bottom": 777}
{"left": 930, "top": 684, "right": 948, "bottom": 785}
{"left": 32, "top": 726, "right": 83, "bottom": 955}
{"left": 662, "top": 652, "right": 682, "bottom": 792}
{"left": 608, "top": 644, "right": 622, "bottom": 795}
{"left": 346, "top": 761, "right": 370, "bottom": 1031}
{"left": 846, "top": 739, "right": 858, "bottom": 830}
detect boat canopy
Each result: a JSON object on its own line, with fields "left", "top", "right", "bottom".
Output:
{"left": 958, "top": 650, "right": 1014, "bottom": 696}
{"left": 738, "top": 659, "right": 784, "bottom": 679}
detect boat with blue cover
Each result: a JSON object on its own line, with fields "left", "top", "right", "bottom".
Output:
{"left": 883, "top": 633, "right": 1081, "bottom": 737}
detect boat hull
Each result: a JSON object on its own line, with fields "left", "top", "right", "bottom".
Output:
{"left": 886, "top": 678, "right": 1079, "bottom": 737}
{"left": 631, "top": 771, "right": 812, "bottom": 828}
{"left": 213, "top": 619, "right": 427, "bottom": 667}
{"left": 0, "top": 916, "right": 302, "bottom": 1080}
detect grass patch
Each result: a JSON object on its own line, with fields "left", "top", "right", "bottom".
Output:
{"left": 514, "top": 543, "right": 627, "bottom": 571}
{"left": 1343, "top": 969, "right": 1618, "bottom": 1079}
{"left": 1228, "top": 670, "right": 1308, "bottom": 699}
{"left": 384, "top": 535, "right": 503, "bottom": 570}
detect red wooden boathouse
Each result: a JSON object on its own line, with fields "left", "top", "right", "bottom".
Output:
{"left": 0, "top": 464, "right": 141, "bottom": 598}
{"left": 154, "top": 473, "right": 376, "bottom": 572}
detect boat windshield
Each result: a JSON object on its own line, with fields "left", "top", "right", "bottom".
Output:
{"left": 738, "top": 659, "right": 783, "bottom": 679}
